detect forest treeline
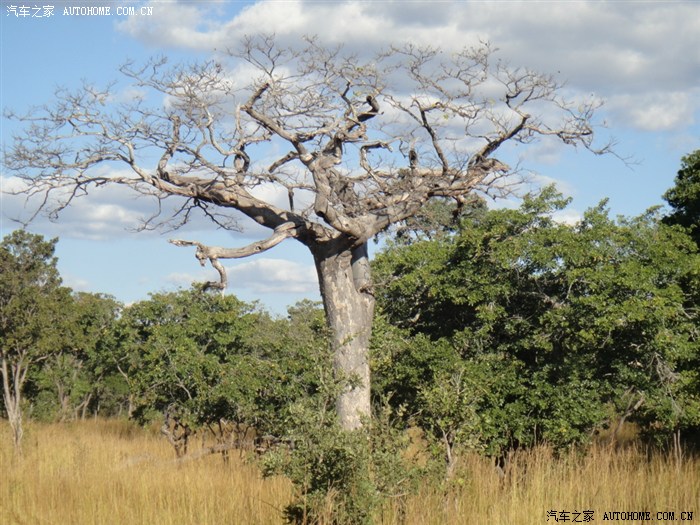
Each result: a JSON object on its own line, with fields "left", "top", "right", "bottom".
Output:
{"left": 2, "top": 151, "right": 699, "bottom": 523}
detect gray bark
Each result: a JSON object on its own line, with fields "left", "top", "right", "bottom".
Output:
{"left": 1, "top": 354, "right": 27, "bottom": 452}
{"left": 314, "top": 241, "right": 374, "bottom": 430}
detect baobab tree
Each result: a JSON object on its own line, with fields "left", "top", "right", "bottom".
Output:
{"left": 3, "top": 37, "right": 609, "bottom": 430}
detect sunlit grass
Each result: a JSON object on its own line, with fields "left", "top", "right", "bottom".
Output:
{"left": 1, "top": 420, "right": 697, "bottom": 524}
{"left": 381, "top": 443, "right": 699, "bottom": 525}
{"left": 0, "top": 419, "right": 292, "bottom": 525}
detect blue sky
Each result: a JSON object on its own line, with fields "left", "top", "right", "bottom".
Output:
{"left": 1, "top": 0, "right": 699, "bottom": 314}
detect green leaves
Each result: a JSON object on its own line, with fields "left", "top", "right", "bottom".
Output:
{"left": 113, "top": 290, "right": 332, "bottom": 439}
{"left": 663, "top": 149, "right": 700, "bottom": 247}
{"left": 374, "top": 184, "right": 700, "bottom": 454}
{"left": 1, "top": 231, "right": 77, "bottom": 447}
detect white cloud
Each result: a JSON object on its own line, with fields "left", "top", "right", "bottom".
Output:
{"left": 527, "top": 173, "right": 577, "bottom": 200}
{"left": 551, "top": 208, "right": 583, "bottom": 226}
{"left": 607, "top": 92, "right": 697, "bottom": 131}
{"left": 165, "top": 257, "right": 318, "bottom": 295}
{"left": 226, "top": 257, "right": 318, "bottom": 294}
{"left": 61, "top": 273, "right": 92, "bottom": 293}
{"left": 116, "top": 1, "right": 700, "bottom": 134}
{"left": 116, "top": 1, "right": 218, "bottom": 51}
{"left": 165, "top": 270, "right": 209, "bottom": 287}
{"left": 2, "top": 174, "right": 167, "bottom": 241}
{"left": 510, "top": 136, "right": 569, "bottom": 167}
{"left": 248, "top": 182, "right": 291, "bottom": 211}
{"left": 0, "top": 170, "right": 272, "bottom": 241}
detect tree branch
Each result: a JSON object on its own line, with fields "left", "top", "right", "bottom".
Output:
{"left": 169, "top": 222, "right": 298, "bottom": 294}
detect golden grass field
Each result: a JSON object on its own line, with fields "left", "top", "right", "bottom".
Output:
{"left": 1, "top": 419, "right": 697, "bottom": 524}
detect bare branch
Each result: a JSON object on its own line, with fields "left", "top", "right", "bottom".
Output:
{"left": 4, "top": 38, "right": 613, "bottom": 257}
{"left": 169, "top": 222, "right": 298, "bottom": 294}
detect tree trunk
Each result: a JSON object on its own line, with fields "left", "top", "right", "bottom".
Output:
{"left": 313, "top": 241, "right": 375, "bottom": 430}
{"left": 1, "top": 355, "right": 27, "bottom": 452}
{"left": 57, "top": 381, "right": 70, "bottom": 422}
{"left": 78, "top": 392, "right": 93, "bottom": 420}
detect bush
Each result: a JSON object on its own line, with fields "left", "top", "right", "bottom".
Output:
{"left": 261, "top": 385, "right": 424, "bottom": 524}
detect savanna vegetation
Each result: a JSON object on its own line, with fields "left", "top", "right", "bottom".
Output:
{"left": 2, "top": 31, "right": 700, "bottom": 523}
{"left": 1, "top": 150, "right": 698, "bottom": 524}
{"left": 4, "top": 37, "right": 615, "bottom": 432}
{"left": 2, "top": 419, "right": 698, "bottom": 525}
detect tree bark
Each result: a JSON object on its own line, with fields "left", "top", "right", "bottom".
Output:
{"left": 313, "top": 241, "right": 375, "bottom": 430}
{"left": 1, "top": 354, "right": 27, "bottom": 452}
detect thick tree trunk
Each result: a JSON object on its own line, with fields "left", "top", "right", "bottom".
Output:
{"left": 314, "top": 242, "right": 375, "bottom": 430}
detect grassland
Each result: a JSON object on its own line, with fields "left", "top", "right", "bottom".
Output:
{"left": 1, "top": 420, "right": 697, "bottom": 524}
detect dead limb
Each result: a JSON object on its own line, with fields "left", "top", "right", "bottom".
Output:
{"left": 169, "top": 222, "right": 298, "bottom": 294}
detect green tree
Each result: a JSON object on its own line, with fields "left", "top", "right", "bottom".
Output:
{"left": 114, "top": 290, "right": 254, "bottom": 452}
{"left": 0, "top": 231, "right": 70, "bottom": 451}
{"left": 373, "top": 188, "right": 700, "bottom": 461}
{"left": 114, "top": 289, "right": 331, "bottom": 456}
{"left": 663, "top": 150, "right": 700, "bottom": 247}
{"left": 30, "top": 292, "right": 121, "bottom": 421}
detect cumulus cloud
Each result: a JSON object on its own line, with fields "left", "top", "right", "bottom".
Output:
{"left": 527, "top": 173, "right": 577, "bottom": 200}
{"left": 1, "top": 174, "right": 155, "bottom": 240}
{"left": 165, "top": 270, "right": 209, "bottom": 287}
{"left": 551, "top": 208, "right": 583, "bottom": 226}
{"left": 61, "top": 273, "right": 92, "bottom": 293}
{"left": 116, "top": 1, "right": 218, "bottom": 51}
{"left": 117, "top": 0, "right": 700, "bottom": 134}
{"left": 165, "top": 257, "right": 318, "bottom": 295}
{"left": 226, "top": 258, "right": 318, "bottom": 294}
{"left": 0, "top": 169, "right": 272, "bottom": 242}
{"left": 607, "top": 92, "right": 697, "bottom": 131}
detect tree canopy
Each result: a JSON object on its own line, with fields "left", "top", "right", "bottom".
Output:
{"left": 0, "top": 231, "right": 70, "bottom": 449}
{"left": 373, "top": 187, "right": 700, "bottom": 459}
{"left": 664, "top": 149, "right": 700, "bottom": 247}
{"left": 1, "top": 149, "right": 698, "bottom": 520}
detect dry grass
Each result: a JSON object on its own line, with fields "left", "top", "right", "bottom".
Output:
{"left": 381, "top": 444, "right": 699, "bottom": 525}
{"left": 1, "top": 420, "right": 698, "bottom": 524}
{"left": 0, "top": 419, "right": 292, "bottom": 525}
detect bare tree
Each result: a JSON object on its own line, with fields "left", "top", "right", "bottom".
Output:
{"left": 3, "top": 37, "right": 610, "bottom": 430}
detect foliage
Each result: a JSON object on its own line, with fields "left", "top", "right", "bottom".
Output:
{"left": 261, "top": 381, "right": 423, "bottom": 525}
{"left": 5, "top": 36, "right": 612, "bottom": 432}
{"left": 113, "top": 291, "right": 331, "bottom": 441}
{"left": 373, "top": 186, "right": 700, "bottom": 459}
{"left": 383, "top": 196, "right": 487, "bottom": 245}
{"left": 113, "top": 289, "right": 417, "bottom": 523}
{"left": 0, "top": 230, "right": 71, "bottom": 449}
{"left": 663, "top": 149, "right": 700, "bottom": 247}
{"left": 115, "top": 290, "right": 255, "bottom": 428}
{"left": 2, "top": 152, "right": 698, "bottom": 522}
{"left": 28, "top": 292, "right": 121, "bottom": 421}
{"left": 0, "top": 232, "right": 124, "bottom": 430}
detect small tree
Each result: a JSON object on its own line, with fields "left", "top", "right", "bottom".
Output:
{"left": 31, "top": 292, "right": 121, "bottom": 421}
{"left": 115, "top": 291, "right": 257, "bottom": 431}
{"left": 4, "top": 37, "right": 609, "bottom": 429}
{"left": 0, "top": 231, "right": 69, "bottom": 451}
{"left": 113, "top": 289, "right": 335, "bottom": 463}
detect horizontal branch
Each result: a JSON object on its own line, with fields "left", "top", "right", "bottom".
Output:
{"left": 169, "top": 222, "right": 298, "bottom": 294}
